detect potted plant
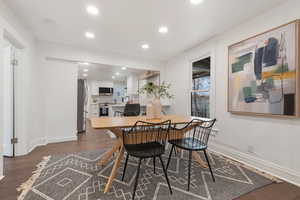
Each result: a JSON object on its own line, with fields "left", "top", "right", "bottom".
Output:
{"left": 139, "top": 82, "right": 173, "bottom": 119}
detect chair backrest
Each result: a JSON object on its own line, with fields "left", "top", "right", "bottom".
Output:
{"left": 171, "top": 118, "right": 216, "bottom": 146}
{"left": 122, "top": 120, "right": 171, "bottom": 146}
{"left": 124, "top": 103, "right": 141, "bottom": 116}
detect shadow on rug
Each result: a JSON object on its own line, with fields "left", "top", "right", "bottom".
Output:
{"left": 18, "top": 145, "right": 274, "bottom": 200}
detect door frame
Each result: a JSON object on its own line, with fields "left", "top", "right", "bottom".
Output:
{"left": 1, "top": 30, "right": 24, "bottom": 158}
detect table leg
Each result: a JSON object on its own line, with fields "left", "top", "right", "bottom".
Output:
{"left": 97, "top": 128, "right": 123, "bottom": 166}
{"left": 104, "top": 145, "right": 125, "bottom": 193}
{"left": 192, "top": 152, "right": 208, "bottom": 168}
{"left": 97, "top": 140, "right": 121, "bottom": 166}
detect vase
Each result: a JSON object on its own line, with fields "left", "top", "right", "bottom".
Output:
{"left": 146, "top": 98, "right": 162, "bottom": 119}
{"left": 152, "top": 98, "right": 162, "bottom": 119}
{"left": 146, "top": 102, "right": 154, "bottom": 119}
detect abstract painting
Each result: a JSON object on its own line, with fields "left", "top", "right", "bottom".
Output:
{"left": 228, "top": 21, "right": 299, "bottom": 117}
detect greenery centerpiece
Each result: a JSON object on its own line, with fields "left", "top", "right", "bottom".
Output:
{"left": 139, "top": 82, "right": 173, "bottom": 119}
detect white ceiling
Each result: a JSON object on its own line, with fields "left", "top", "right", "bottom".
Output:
{"left": 6, "top": 0, "right": 285, "bottom": 61}
{"left": 78, "top": 63, "right": 151, "bottom": 81}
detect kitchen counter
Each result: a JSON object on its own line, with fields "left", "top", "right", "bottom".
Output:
{"left": 90, "top": 102, "right": 171, "bottom": 117}
{"left": 110, "top": 103, "right": 171, "bottom": 107}
{"left": 109, "top": 103, "right": 171, "bottom": 116}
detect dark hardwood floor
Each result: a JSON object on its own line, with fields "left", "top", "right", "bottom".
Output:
{"left": 0, "top": 124, "right": 299, "bottom": 200}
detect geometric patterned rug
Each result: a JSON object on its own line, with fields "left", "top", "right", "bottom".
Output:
{"left": 19, "top": 144, "right": 272, "bottom": 200}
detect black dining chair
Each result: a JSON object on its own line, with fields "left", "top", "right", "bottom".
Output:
{"left": 166, "top": 118, "right": 217, "bottom": 191}
{"left": 121, "top": 120, "right": 173, "bottom": 200}
{"left": 114, "top": 103, "right": 141, "bottom": 116}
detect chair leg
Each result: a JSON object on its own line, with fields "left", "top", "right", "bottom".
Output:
{"left": 121, "top": 154, "right": 129, "bottom": 181}
{"left": 132, "top": 158, "right": 142, "bottom": 200}
{"left": 203, "top": 150, "right": 215, "bottom": 182}
{"left": 166, "top": 144, "right": 174, "bottom": 170}
{"left": 153, "top": 157, "right": 156, "bottom": 174}
{"left": 159, "top": 156, "right": 173, "bottom": 194}
{"left": 188, "top": 151, "right": 192, "bottom": 191}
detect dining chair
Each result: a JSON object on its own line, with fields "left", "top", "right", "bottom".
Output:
{"left": 166, "top": 118, "right": 217, "bottom": 191}
{"left": 121, "top": 120, "right": 173, "bottom": 200}
{"left": 114, "top": 103, "right": 141, "bottom": 116}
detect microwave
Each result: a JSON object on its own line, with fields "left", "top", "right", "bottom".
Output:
{"left": 99, "top": 87, "right": 114, "bottom": 96}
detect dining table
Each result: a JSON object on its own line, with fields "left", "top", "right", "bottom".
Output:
{"left": 90, "top": 114, "right": 209, "bottom": 193}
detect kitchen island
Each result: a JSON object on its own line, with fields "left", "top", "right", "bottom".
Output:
{"left": 108, "top": 103, "right": 171, "bottom": 117}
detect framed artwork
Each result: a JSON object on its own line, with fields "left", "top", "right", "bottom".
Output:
{"left": 228, "top": 20, "right": 300, "bottom": 117}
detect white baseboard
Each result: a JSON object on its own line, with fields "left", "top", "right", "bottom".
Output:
{"left": 25, "top": 137, "right": 47, "bottom": 155}
{"left": 22, "top": 136, "right": 77, "bottom": 155}
{"left": 209, "top": 141, "right": 300, "bottom": 187}
{"left": 47, "top": 136, "right": 77, "bottom": 144}
{"left": 2, "top": 143, "right": 13, "bottom": 157}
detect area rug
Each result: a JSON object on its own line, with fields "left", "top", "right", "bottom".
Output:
{"left": 18, "top": 145, "right": 274, "bottom": 200}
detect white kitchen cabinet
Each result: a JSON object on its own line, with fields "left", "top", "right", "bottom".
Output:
{"left": 89, "top": 103, "right": 99, "bottom": 117}
{"left": 90, "top": 80, "right": 114, "bottom": 96}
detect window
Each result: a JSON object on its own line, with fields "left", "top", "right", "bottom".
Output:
{"left": 191, "top": 57, "right": 211, "bottom": 118}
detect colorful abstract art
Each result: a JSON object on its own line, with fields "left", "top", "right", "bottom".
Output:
{"left": 228, "top": 21, "right": 299, "bottom": 117}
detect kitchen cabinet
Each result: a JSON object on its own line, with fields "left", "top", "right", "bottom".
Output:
{"left": 90, "top": 80, "right": 114, "bottom": 96}
{"left": 89, "top": 103, "right": 99, "bottom": 117}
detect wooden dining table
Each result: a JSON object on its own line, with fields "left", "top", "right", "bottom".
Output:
{"left": 90, "top": 114, "right": 209, "bottom": 193}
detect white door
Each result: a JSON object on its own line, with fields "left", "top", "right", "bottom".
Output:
{"left": 2, "top": 45, "right": 14, "bottom": 157}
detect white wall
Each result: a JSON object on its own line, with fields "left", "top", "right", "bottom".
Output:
{"left": 164, "top": 0, "right": 300, "bottom": 186}
{"left": 2, "top": 44, "right": 13, "bottom": 156}
{"left": 39, "top": 58, "right": 78, "bottom": 143}
{"left": 0, "top": 26, "right": 4, "bottom": 178}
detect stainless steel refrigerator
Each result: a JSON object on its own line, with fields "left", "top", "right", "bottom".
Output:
{"left": 77, "top": 79, "right": 88, "bottom": 133}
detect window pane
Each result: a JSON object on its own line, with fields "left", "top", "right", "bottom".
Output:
{"left": 191, "top": 92, "right": 210, "bottom": 118}
{"left": 193, "top": 76, "right": 210, "bottom": 91}
{"left": 192, "top": 57, "right": 211, "bottom": 118}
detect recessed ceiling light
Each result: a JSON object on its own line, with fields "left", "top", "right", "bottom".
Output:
{"left": 122, "top": 67, "right": 127, "bottom": 70}
{"left": 112, "top": 76, "right": 116, "bottom": 79}
{"left": 141, "top": 44, "right": 149, "bottom": 49}
{"left": 86, "top": 5, "right": 99, "bottom": 15}
{"left": 85, "top": 32, "right": 95, "bottom": 39}
{"left": 83, "top": 73, "right": 88, "bottom": 77}
{"left": 83, "top": 69, "right": 89, "bottom": 72}
{"left": 190, "top": 0, "right": 204, "bottom": 5}
{"left": 115, "top": 72, "right": 120, "bottom": 76}
{"left": 159, "top": 26, "right": 168, "bottom": 34}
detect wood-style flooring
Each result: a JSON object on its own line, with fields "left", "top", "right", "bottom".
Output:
{"left": 0, "top": 124, "right": 299, "bottom": 200}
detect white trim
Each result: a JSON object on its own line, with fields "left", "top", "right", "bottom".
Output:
{"left": 21, "top": 135, "right": 78, "bottom": 156}
{"left": 24, "top": 137, "right": 47, "bottom": 155}
{"left": 209, "top": 141, "right": 300, "bottom": 187}
{"left": 47, "top": 136, "right": 77, "bottom": 144}
{"left": 0, "top": 176, "right": 4, "bottom": 181}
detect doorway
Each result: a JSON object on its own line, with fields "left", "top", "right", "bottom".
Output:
{"left": 2, "top": 38, "right": 19, "bottom": 157}
{"left": 191, "top": 57, "right": 211, "bottom": 118}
